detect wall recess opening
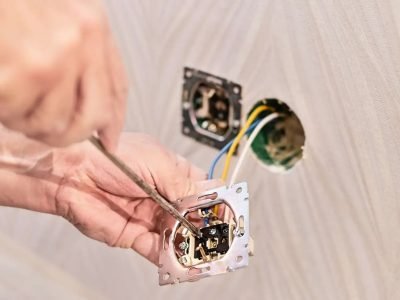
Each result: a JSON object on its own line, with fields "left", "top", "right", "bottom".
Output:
{"left": 248, "top": 99, "right": 305, "bottom": 173}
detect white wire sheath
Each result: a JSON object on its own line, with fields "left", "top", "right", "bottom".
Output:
{"left": 229, "top": 113, "right": 280, "bottom": 186}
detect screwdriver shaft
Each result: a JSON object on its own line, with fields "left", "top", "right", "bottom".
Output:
{"left": 89, "top": 136, "right": 202, "bottom": 237}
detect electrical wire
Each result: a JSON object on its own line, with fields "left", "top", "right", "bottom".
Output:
{"left": 206, "top": 119, "right": 262, "bottom": 220}
{"left": 222, "top": 112, "right": 280, "bottom": 221}
{"left": 221, "top": 105, "right": 268, "bottom": 181}
{"left": 229, "top": 113, "right": 280, "bottom": 186}
{"left": 207, "top": 119, "right": 262, "bottom": 180}
{"left": 212, "top": 106, "right": 268, "bottom": 216}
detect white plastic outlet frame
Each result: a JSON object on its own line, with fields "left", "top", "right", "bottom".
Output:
{"left": 158, "top": 182, "right": 250, "bottom": 285}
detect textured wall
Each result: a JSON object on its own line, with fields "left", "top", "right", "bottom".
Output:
{"left": 1, "top": 0, "right": 400, "bottom": 299}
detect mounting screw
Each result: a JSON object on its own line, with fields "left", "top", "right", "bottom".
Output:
{"left": 179, "top": 242, "right": 188, "bottom": 250}
{"left": 209, "top": 228, "right": 217, "bottom": 235}
{"left": 222, "top": 227, "right": 229, "bottom": 235}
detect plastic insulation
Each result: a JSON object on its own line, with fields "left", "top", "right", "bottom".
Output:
{"left": 207, "top": 119, "right": 262, "bottom": 180}
{"left": 221, "top": 106, "right": 268, "bottom": 181}
{"left": 229, "top": 113, "right": 280, "bottom": 186}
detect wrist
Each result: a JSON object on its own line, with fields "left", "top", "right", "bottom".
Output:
{"left": 0, "top": 168, "right": 59, "bottom": 215}
{"left": 0, "top": 125, "right": 62, "bottom": 215}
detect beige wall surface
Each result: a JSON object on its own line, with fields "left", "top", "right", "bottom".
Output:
{"left": 1, "top": 0, "right": 400, "bottom": 299}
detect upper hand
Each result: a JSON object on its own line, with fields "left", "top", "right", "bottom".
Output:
{"left": 0, "top": 0, "right": 127, "bottom": 150}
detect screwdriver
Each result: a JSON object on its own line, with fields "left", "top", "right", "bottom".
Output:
{"left": 89, "top": 136, "right": 202, "bottom": 238}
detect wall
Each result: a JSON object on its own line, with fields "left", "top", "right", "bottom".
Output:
{"left": 1, "top": 1, "right": 399, "bottom": 299}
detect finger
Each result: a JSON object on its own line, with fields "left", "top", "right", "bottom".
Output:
{"left": 8, "top": 69, "right": 77, "bottom": 146}
{"left": 176, "top": 154, "right": 207, "bottom": 181}
{"left": 0, "top": 68, "right": 39, "bottom": 123}
{"left": 0, "top": 63, "right": 56, "bottom": 128}
{"left": 114, "top": 198, "right": 161, "bottom": 241}
{"left": 0, "top": 4, "right": 60, "bottom": 125}
{"left": 131, "top": 232, "right": 161, "bottom": 265}
{"left": 194, "top": 179, "right": 224, "bottom": 193}
{"left": 59, "top": 26, "right": 111, "bottom": 146}
{"left": 60, "top": 71, "right": 108, "bottom": 146}
{"left": 146, "top": 149, "right": 213, "bottom": 201}
{"left": 159, "top": 154, "right": 207, "bottom": 200}
{"left": 98, "top": 35, "right": 128, "bottom": 152}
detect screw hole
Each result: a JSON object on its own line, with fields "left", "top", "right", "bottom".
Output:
{"left": 197, "top": 192, "right": 218, "bottom": 202}
{"left": 226, "top": 266, "right": 234, "bottom": 272}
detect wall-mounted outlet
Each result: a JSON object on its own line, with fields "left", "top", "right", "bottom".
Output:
{"left": 182, "top": 67, "right": 242, "bottom": 150}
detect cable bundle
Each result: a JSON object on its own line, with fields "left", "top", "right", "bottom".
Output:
{"left": 206, "top": 105, "right": 279, "bottom": 216}
{"left": 208, "top": 106, "right": 279, "bottom": 184}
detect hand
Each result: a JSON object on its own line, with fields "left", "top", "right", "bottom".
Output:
{"left": 0, "top": 0, "right": 127, "bottom": 151}
{"left": 52, "top": 133, "right": 219, "bottom": 264}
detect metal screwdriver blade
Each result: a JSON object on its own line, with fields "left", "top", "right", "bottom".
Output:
{"left": 89, "top": 136, "right": 202, "bottom": 237}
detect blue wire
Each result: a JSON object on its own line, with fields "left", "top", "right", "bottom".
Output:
{"left": 207, "top": 119, "right": 262, "bottom": 179}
